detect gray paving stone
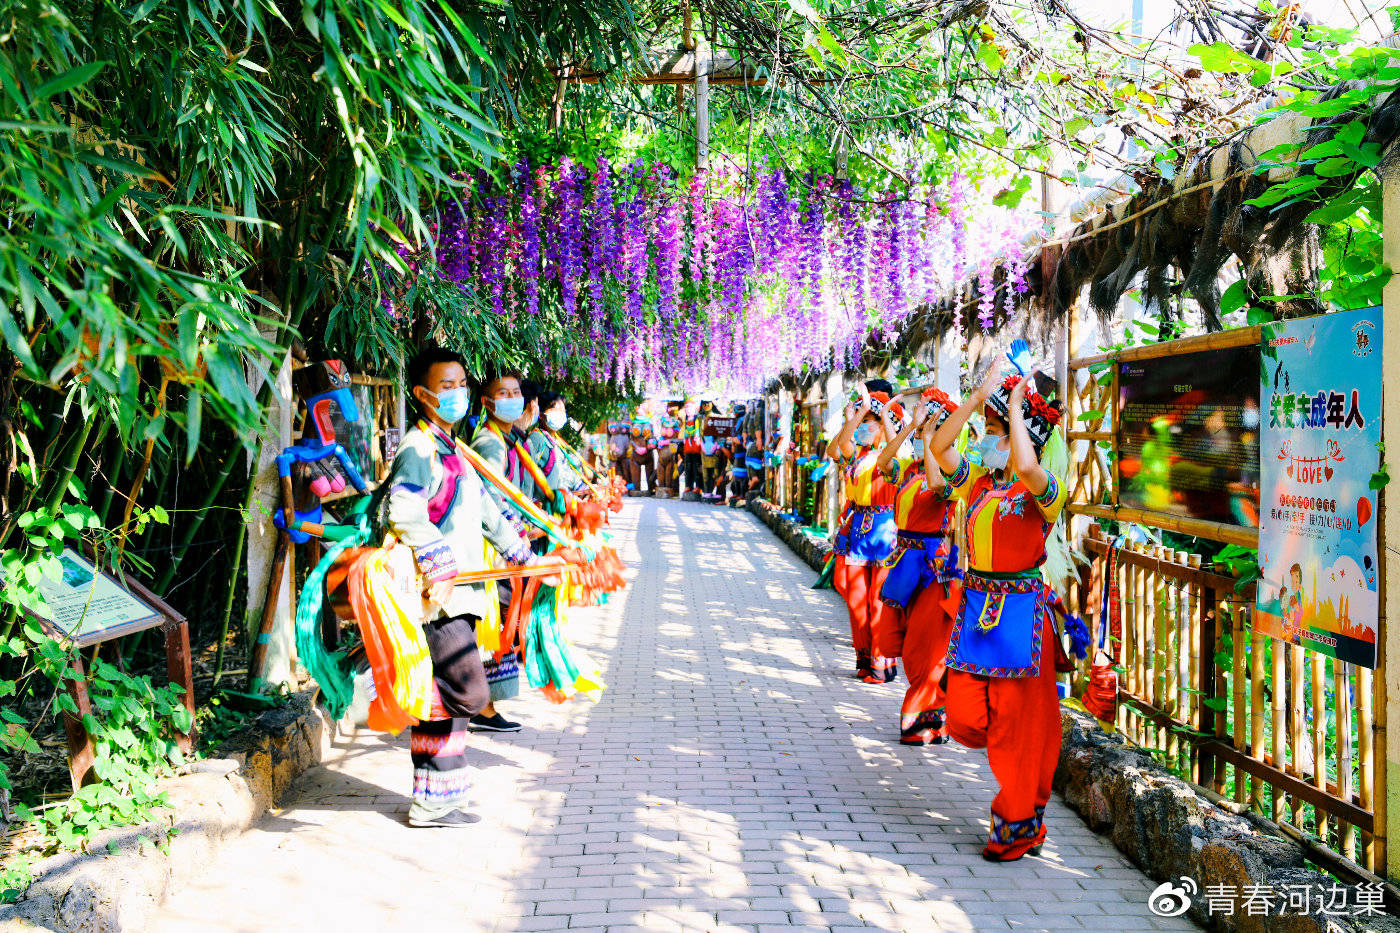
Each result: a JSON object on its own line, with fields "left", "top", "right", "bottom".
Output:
{"left": 142, "top": 499, "right": 1199, "bottom": 933}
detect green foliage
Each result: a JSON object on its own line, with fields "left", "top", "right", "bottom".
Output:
{"left": 1, "top": 606, "right": 193, "bottom": 902}
{"left": 1192, "top": 30, "right": 1400, "bottom": 314}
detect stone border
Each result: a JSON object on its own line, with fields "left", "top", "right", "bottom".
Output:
{"left": 747, "top": 497, "right": 833, "bottom": 573}
{"left": 747, "top": 497, "right": 1400, "bottom": 932}
{"left": 1, "top": 690, "right": 332, "bottom": 932}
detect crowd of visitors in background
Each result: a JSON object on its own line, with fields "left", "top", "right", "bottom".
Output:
{"left": 584, "top": 398, "right": 771, "bottom": 507}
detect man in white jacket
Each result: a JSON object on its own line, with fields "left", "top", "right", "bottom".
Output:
{"left": 387, "top": 347, "right": 557, "bottom": 828}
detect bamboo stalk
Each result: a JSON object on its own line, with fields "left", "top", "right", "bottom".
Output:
{"left": 116, "top": 375, "right": 170, "bottom": 558}
{"left": 1312, "top": 651, "right": 1328, "bottom": 838}
{"left": 1335, "top": 658, "right": 1355, "bottom": 859}
{"left": 212, "top": 518, "right": 247, "bottom": 686}
{"left": 1153, "top": 545, "right": 1168, "bottom": 755}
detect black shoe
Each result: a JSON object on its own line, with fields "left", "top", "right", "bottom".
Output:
{"left": 408, "top": 809, "right": 480, "bottom": 828}
{"left": 468, "top": 712, "right": 522, "bottom": 732}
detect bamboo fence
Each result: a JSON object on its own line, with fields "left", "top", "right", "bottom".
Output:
{"left": 1065, "top": 342, "right": 1383, "bottom": 879}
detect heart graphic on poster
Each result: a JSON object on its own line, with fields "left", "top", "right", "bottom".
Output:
{"left": 1286, "top": 463, "right": 1294, "bottom": 479}
{"left": 1325, "top": 465, "right": 1334, "bottom": 481}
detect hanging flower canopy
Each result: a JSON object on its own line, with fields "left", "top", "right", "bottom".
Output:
{"left": 421, "top": 157, "right": 1035, "bottom": 394}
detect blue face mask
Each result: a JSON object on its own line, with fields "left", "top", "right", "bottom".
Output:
{"left": 853, "top": 423, "right": 879, "bottom": 447}
{"left": 978, "top": 434, "right": 1010, "bottom": 471}
{"left": 912, "top": 439, "right": 925, "bottom": 459}
{"left": 428, "top": 387, "right": 470, "bottom": 423}
{"left": 545, "top": 410, "right": 567, "bottom": 431}
{"left": 492, "top": 396, "right": 526, "bottom": 423}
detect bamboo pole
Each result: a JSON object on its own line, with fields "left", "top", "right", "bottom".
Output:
{"left": 1153, "top": 545, "right": 1168, "bottom": 754}
{"left": 1138, "top": 542, "right": 1151, "bottom": 748}
{"left": 1186, "top": 552, "right": 1202, "bottom": 780}
{"left": 1313, "top": 651, "right": 1329, "bottom": 838}
{"left": 1214, "top": 592, "right": 1229, "bottom": 797}
{"left": 1336, "top": 658, "right": 1355, "bottom": 859}
{"left": 1250, "top": 626, "right": 1267, "bottom": 810}
{"left": 1359, "top": 664, "right": 1376, "bottom": 869}
{"left": 1066, "top": 502, "right": 1258, "bottom": 547}
{"left": 1233, "top": 603, "right": 1249, "bottom": 804}
{"left": 1126, "top": 544, "right": 1142, "bottom": 744}
{"left": 1068, "top": 324, "right": 1264, "bottom": 370}
{"left": 1273, "top": 637, "right": 1288, "bottom": 822}
{"left": 1289, "top": 643, "right": 1306, "bottom": 826}
{"left": 1117, "top": 539, "right": 1132, "bottom": 736}
{"left": 1165, "top": 547, "right": 1179, "bottom": 764}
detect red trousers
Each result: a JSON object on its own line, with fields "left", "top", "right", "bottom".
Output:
{"left": 895, "top": 581, "right": 960, "bottom": 738}
{"left": 833, "top": 556, "right": 897, "bottom": 681}
{"left": 945, "top": 615, "right": 1062, "bottom": 859}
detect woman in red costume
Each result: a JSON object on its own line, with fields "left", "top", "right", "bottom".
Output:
{"left": 930, "top": 365, "right": 1074, "bottom": 862}
{"left": 874, "top": 389, "right": 963, "bottom": 745}
{"left": 826, "top": 380, "right": 902, "bottom": 683}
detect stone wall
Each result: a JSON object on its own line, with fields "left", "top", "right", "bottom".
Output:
{"left": 747, "top": 497, "right": 832, "bottom": 573}
{"left": 749, "top": 497, "right": 1400, "bottom": 931}
{"left": 1, "top": 691, "right": 331, "bottom": 933}
{"left": 1056, "top": 706, "right": 1400, "bottom": 932}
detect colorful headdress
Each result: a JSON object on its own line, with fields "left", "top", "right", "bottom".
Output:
{"left": 985, "top": 375, "right": 1061, "bottom": 448}
{"left": 920, "top": 388, "right": 959, "bottom": 430}
{"left": 866, "top": 391, "right": 905, "bottom": 424}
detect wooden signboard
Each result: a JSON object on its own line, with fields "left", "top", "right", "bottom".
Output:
{"left": 10, "top": 549, "right": 195, "bottom": 790}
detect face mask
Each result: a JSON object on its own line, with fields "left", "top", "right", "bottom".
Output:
{"left": 492, "top": 396, "right": 525, "bottom": 423}
{"left": 912, "top": 439, "right": 925, "bottom": 459}
{"left": 524, "top": 409, "right": 538, "bottom": 428}
{"left": 979, "top": 434, "right": 1010, "bottom": 471}
{"left": 427, "top": 387, "right": 470, "bottom": 423}
{"left": 853, "top": 423, "right": 878, "bottom": 447}
{"left": 545, "top": 410, "right": 567, "bottom": 431}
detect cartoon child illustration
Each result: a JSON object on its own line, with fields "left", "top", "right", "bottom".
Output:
{"left": 1284, "top": 563, "right": 1305, "bottom": 640}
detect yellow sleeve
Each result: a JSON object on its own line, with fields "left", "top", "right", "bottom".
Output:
{"left": 1030, "top": 470, "right": 1068, "bottom": 522}
{"left": 942, "top": 455, "right": 986, "bottom": 504}
{"left": 846, "top": 454, "right": 882, "bottom": 506}
{"left": 885, "top": 455, "right": 916, "bottom": 486}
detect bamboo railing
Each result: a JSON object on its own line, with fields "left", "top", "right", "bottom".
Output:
{"left": 1078, "top": 504, "right": 1379, "bottom": 873}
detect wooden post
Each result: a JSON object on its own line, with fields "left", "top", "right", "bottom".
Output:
{"left": 246, "top": 343, "right": 295, "bottom": 688}
{"left": 62, "top": 656, "right": 97, "bottom": 791}
{"left": 694, "top": 32, "right": 710, "bottom": 170}
{"left": 680, "top": 0, "right": 692, "bottom": 136}
{"left": 248, "top": 531, "right": 291, "bottom": 692}
{"left": 1379, "top": 165, "right": 1400, "bottom": 876}
{"left": 549, "top": 67, "right": 568, "bottom": 130}
{"left": 164, "top": 620, "right": 196, "bottom": 755}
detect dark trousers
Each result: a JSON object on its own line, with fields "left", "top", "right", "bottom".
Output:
{"left": 411, "top": 613, "right": 489, "bottom": 818}
{"left": 423, "top": 613, "right": 490, "bottom": 718}
{"left": 683, "top": 453, "right": 702, "bottom": 491}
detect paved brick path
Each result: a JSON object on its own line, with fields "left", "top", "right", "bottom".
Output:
{"left": 151, "top": 499, "right": 1196, "bottom": 933}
